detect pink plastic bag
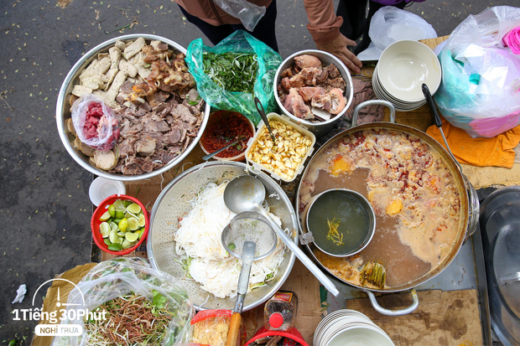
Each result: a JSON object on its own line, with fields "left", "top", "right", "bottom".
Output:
{"left": 503, "top": 27, "right": 520, "bottom": 54}
{"left": 71, "top": 94, "right": 119, "bottom": 151}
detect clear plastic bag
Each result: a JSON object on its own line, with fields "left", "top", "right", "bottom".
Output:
{"left": 213, "top": 0, "right": 266, "bottom": 32}
{"left": 186, "top": 30, "right": 282, "bottom": 126}
{"left": 365, "top": 7, "right": 436, "bottom": 52}
{"left": 52, "top": 258, "right": 194, "bottom": 346}
{"left": 71, "top": 94, "right": 119, "bottom": 150}
{"left": 434, "top": 6, "right": 520, "bottom": 138}
{"left": 191, "top": 309, "right": 243, "bottom": 346}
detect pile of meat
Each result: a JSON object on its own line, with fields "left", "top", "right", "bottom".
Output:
{"left": 278, "top": 54, "right": 348, "bottom": 122}
{"left": 68, "top": 37, "right": 206, "bottom": 176}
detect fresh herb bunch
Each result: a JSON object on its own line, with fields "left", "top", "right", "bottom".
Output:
{"left": 203, "top": 52, "right": 259, "bottom": 94}
{"left": 84, "top": 290, "right": 175, "bottom": 345}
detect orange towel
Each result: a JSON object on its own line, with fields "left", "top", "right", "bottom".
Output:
{"left": 426, "top": 117, "right": 520, "bottom": 168}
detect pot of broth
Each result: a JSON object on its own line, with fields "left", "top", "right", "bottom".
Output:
{"left": 296, "top": 100, "right": 479, "bottom": 316}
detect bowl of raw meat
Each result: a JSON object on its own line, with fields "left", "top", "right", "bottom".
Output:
{"left": 56, "top": 34, "right": 210, "bottom": 181}
{"left": 274, "top": 50, "right": 353, "bottom": 137}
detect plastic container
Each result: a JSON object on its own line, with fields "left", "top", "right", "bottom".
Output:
{"left": 89, "top": 177, "right": 126, "bottom": 206}
{"left": 264, "top": 291, "right": 298, "bottom": 331}
{"left": 91, "top": 194, "right": 149, "bottom": 255}
{"left": 245, "top": 113, "right": 316, "bottom": 183}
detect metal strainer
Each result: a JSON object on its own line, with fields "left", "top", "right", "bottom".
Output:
{"left": 221, "top": 212, "right": 277, "bottom": 346}
{"left": 146, "top": 162, "right": 298, "bottom": 311}
{"left": 221, "top": 212, "right": 277, "bottom": 262}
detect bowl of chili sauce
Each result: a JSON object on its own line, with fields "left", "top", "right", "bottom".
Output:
{"left": 199, "top": 110, "right": 255, "bottom": 161}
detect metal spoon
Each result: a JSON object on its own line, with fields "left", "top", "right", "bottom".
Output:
{"left": 223, "top": 175, "right": 340, "bottom": 296}
{"left": 202, "top": 135, "right": 246, "bottom": 160}
{"left": 254, "top": 96, "right": 277, "bottom": 143}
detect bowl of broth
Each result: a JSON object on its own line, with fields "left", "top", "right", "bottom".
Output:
{"left": 306, "top": 189, "right": 375, "bottom": 257}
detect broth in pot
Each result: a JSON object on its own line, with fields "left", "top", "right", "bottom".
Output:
{"left": 299, "top": 128, "right": 463, "bottom": 289}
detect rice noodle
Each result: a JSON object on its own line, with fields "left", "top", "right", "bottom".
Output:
{"left": 174, "top": 181, "right": 287, "bottom": 298}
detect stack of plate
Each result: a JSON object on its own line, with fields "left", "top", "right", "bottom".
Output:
{"left": 372, "top": 40, "right": 442, "bottom": 112}
{"left": 314, "top": 310, "right": 394, "bottom": 346}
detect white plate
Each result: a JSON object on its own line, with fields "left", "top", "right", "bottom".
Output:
{"left": 326, "top": 325, "right": 395, "bottom": 346}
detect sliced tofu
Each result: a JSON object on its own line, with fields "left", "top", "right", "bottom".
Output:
{"left": 114, "top": 40, "right": 126, "bottom": 51}
{"left": 104, "top": 68, "right": 118, "bottom": 91}
{"left": 72, "top": 85, "right": 93, "bottom": 97}
{"left": 123, "top": 37, "right": 146, "bottom": 60}
{"left": 105, "top": 70, "right": 127, "bottom": 104}
{"left": 119, "top": 60, "right": 137, "bottom": 78}
{"left": 131, "top": 52, "right": 151, "bottom": 79}
{"left": 108, "top": 47, "right": 121, "bottom": 70}
{"left": 95, "top": 57, "right": 111, "bottom": 75}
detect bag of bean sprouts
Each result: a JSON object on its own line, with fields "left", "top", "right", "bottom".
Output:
{"left": 52, "top": 257, "right": 194, "bottom": 346}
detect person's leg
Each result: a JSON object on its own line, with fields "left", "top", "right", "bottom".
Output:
{"left": 230, "top": 0, "right": 279, "bottom": 52}
{"left": 337, "top": 0, "right": 369, "bottom": 41}
{"left": 178, "top": 5, "right": 234, "bottom": 46}
{"left": 354, "top": 0, "right": 407, "bottom": 54}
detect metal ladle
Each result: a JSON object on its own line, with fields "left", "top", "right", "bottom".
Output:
{"left": 224, "top": 175, "right": 340, "bottom": 296}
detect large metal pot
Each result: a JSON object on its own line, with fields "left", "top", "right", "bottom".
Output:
{"left": 273, "top": 50, "right": 354, "bottom": 138}
{"left": 56, "top": 34, "right": 210, "bottom": 181}
{"left": 296, "top": 100, "right": 480, "bottom": 315}
{"left": 147, "top": 161, "right": 297, "bottom": 311}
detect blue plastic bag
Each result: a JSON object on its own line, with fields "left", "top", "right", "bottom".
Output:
{"left": 186, "top": 30, "right": 282, "bottom": 125}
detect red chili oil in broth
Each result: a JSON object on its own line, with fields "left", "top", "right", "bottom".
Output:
{"left": 202, "top": 111, "right": 253, "bottom": 158}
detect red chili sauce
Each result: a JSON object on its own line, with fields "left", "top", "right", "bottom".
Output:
{"left": 202, "top": 111, "right": 253, "bottom": 158}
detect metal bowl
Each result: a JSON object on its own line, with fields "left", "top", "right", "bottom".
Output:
{"left": 305, "top": 188, "right": 376, "bottom": 257}
{"left": 273, "top": 50, "right": 354, "bottom": 137}
{"left": 56, "top": 34, "right": 210, "bottom": 181}
{"left": 146, "top": 161, "right": 297, "bottom": 311}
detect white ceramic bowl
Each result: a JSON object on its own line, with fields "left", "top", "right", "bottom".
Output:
{"left": 372, "top": 65, "right": 426, "bottom": 112}
{"left": 377, "top": 40, "right": 441, "bottom": 103}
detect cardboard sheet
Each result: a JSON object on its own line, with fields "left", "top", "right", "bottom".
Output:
{"left": 346, "top": 289, "right": 483, "bottom": 346}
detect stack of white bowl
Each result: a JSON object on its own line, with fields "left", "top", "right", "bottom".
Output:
{"left": 372, "top": 40, "right": 442, "bottom": 112}
{"left": 314, "top": 310, "right": 394, "bottom": 346}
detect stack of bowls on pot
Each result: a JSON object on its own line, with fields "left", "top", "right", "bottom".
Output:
{"left": 372, "top": 40, "right": 441, "bottom": 112}
{"left": 314, "top": 310, "right": 394, "bottom": 346}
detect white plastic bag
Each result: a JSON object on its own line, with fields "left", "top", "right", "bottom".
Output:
{"left": 434, "top": 6, "right": 520, "bottom": 138}
{"left": 358, "top": 6, "right": 436, "bottom": 60}
{"left": 71, "top": 94, "right": 119, "bottom": 151}
{"left": 213, "top": 0, "right": 266, "bottom": 32}
{"left": 52, "top": 258, "right": 194, "bottom": 346}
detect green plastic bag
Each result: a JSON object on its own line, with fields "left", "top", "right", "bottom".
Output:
{"left": 186, "top": 30, "right": 282, "bottom": 125}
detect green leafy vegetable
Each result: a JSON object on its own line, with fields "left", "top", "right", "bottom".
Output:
{"left": 152, "top": 289, "right": 167, "bottom": 310}
{"left": 202, "top": 52, "right": 259, "bottom": 95}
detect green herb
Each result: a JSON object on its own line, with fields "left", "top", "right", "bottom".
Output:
{"left": 188, "top": 100, "right": 198, "bottom": 106}
{"left": 152, "top": 289, "right": 167, "bottom": 311}
{"left": 228, "top": 243, "right": 236, "bottom": 251}
{"left": 203, "top": 52, "right": 259, "bottom": 94}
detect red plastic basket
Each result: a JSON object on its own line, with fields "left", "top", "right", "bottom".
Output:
{"left": 91, "top": 194, "right": 149, "bottom": 256}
